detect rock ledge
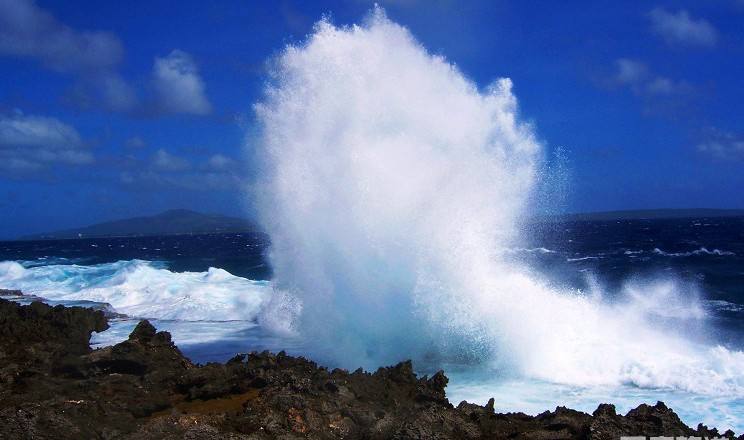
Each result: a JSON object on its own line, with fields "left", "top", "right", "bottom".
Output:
{"left": 0, "top": 298, "right": 739, "bottom": 439}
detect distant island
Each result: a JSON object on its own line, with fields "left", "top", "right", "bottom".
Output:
{"left": 18, "top": 208, "right": 744, "bottom": 241}
{"left": 20, "top": 209, "right": 261, "bottom": 241}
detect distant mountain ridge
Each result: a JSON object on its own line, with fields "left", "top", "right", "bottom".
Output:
{"left": 21, "top": 209, "right": 261, "bottom": 240}
{"left": 18, "top": 208, "right": 744, "bottom": 241}
{"left": 551, "top": 208, "right": 744, "bottom": 222}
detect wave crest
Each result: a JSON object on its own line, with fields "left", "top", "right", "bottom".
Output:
{"left": 653, "top": 247, "right": 735, "bottom": 257}
{"left": 0, "top": 259, "right": 271, "bottom": 321}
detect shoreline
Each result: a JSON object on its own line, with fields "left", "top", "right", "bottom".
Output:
{"left": 0, "top": 293, "right": 740, "bottom": 439}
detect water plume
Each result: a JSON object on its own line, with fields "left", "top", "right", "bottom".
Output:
{"left": 254, "top": 8, "right": 744, "bottom": 396}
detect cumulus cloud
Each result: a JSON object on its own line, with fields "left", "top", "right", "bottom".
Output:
{"left": 152, "top": 50, "right": 212, "bottom": 115}
{"left": 0, "top": 111, "right": 93, "bottom": 172}
{"left": 152, "top": 148, "right": 191, "bottom": 171}
{"left": 697, "top": 131, "right": 744, "bottom": 161}
{"left": 648, "top": 8, "right": 718, "bottom": 48}
{"left": 0, "top": 0, "right": 138, "bottom": 112}
{"left": 0, "top": 2, "right": 216, "bottom": 116}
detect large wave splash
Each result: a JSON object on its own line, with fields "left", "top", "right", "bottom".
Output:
{"left": 255, "top": 8, "right": 538, "bottom": 364}
{"left": 253, "top": 8, "right": 744, "bottom": 396}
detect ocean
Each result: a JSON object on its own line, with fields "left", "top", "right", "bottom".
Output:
{"left": 1, "top": 216, "right": 743, "bottom": 430}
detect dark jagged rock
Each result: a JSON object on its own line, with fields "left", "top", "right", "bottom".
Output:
{"left": 0, "top": 298, "right": 741, "bottom": 439}
{"left": 0, "top": 298, "right": 108, "bottom": 362}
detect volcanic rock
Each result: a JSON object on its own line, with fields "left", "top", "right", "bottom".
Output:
{"left": 0, "top": 298, "right": 740, "bottom": 439}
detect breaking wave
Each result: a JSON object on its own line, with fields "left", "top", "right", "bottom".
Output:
{"left": 0, "top": 260, "right": 271, "bottom": 321}
{"left": 252, "top": 7, "right": 744, "bottom": 399}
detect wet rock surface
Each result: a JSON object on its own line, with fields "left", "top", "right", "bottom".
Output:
{"left": 0, "top": 298, "right": 740, "bottom": 439}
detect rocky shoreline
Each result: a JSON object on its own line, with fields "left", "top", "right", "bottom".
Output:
{"left": 0, "top": 294, "right": 739, "bottom": 439}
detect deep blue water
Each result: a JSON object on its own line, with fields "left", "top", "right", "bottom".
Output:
{"left": 2, "top": 217, "right": 743, "bottom": 316}
{"left": 0, "top": 232, "right": 272, "bottom": 280}
{"left": 2, "top": 216, "right": 743, "bottom": 350}
{"left": 528, "top": 216, "right": 744, "bottom": 301}
{"left": 3, "top": 218, "right": 742, "bottom": 290}
{"left": 524, "top": 217, "right": 744, "bottom": 349}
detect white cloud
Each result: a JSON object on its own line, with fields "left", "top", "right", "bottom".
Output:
{"left": 125, "top": 136, "right": 147, "bottom": 149}
{"left": 697, "top": 131, "right": 744, "bottom": 160}
{"left": 609, "top": 58, "right": 696, "bottom": 118}
{"left": 0, "top": 111, "right": 93, "bottom": 171}
{"left": 0, "top": 2, "right": 216, "bottom": 116}
{"left": 96, "top": 74, "right": 139, "bottom": 112}
{"left": 120, "top": 168, "right": 243, "bottom": 191}
{"left": 152, "top": 148, "right": 191, "bottom": 171}
{"left": 0, "top": 0, "right": 123, "bottom": 72}
{"left": 645, "top": 76, "right": 692, "bottom": 96}
{"left": 152, "top": 172, "right": 241, "bottom": 191}
{"left": 613, "top": 58, "right": 691, "bottom": 96}
{"left": 152, "top": 50, "right": 212, "bottom": 115}
{"left": 648, "top": 8, "right": 718, "bottom": 48}
{"left": 0, "top": 0, "right": 138, "bottom": 112}
{"left": 206, "top": 154, "right": 236, "bottom": 170}
{"left": 614, "top": 58, "right": 648, "bottom": 85}
{"left": 0, "top": 113, "right": 81, "bottom": 148}
{"left": 116, "top": 149, "right": 243, "bottom": 192}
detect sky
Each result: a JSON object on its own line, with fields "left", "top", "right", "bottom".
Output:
{"left": 1, "top": 0, "right": 743, "bottom": 238}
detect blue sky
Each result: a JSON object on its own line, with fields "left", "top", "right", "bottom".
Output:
{"left": 1, "top": 0, "right": 743, "bottom": 238}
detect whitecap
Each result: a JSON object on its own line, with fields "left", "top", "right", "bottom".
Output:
{"left": 0, "top": 259, "right": 272, "bottom": 322}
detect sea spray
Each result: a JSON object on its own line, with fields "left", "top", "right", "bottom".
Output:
{"left": 254, "top": 8, "right": 744, "bottom": 396}
{"left": 255, "top": 8, "right": 539, "bottom": 366}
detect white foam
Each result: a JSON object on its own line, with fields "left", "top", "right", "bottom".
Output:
{"left": 566, "top": 256, "right": 601, "bottom": 261}
{"left": 0, "top": 259, "right": 272, "bottom": 321}
{"left": 446, "top": 374, "right": 744, "bottom": 432}
{"left": 252, "top": 6, "right": 744, "bottom": 408}
{"left": 90, "top": 318, "right": 259, "bottom": 349}
{"left": 706, "top": 300, "right": 744, "bottom": 313}
{"left": 653, "top": 247, "right": 736, "bottom": 257}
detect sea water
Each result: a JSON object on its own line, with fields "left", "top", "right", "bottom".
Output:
{"left": 3, "top": 7, "right": 744, "bottom": 432}
{"left": 2, "top": 218, "right": 743, "bottom": 430}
